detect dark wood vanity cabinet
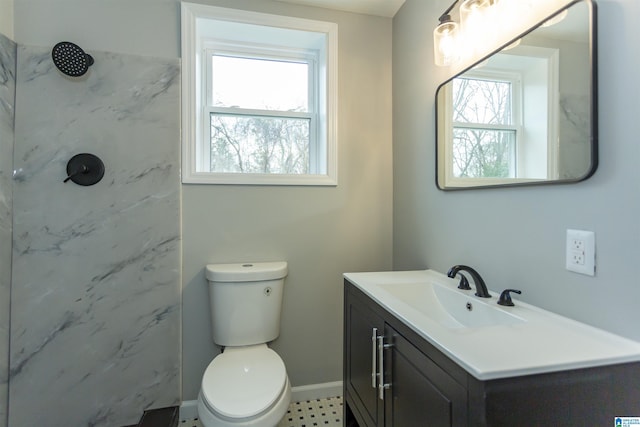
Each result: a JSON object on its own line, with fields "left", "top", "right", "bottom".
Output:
{"left": 344, "top": 293, "right": 384, "bottom": 427}
{"left": 344, "top": 280, "right": 468, "bottom": 427}
{"left": 343, "top": 279, "right": 640, "bottom": 427}
{"left": 383, "top": 327, "right": 468, "bottom": 426}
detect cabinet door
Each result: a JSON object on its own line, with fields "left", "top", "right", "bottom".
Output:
{"left": 384, "top": 326, "right": 468, "bottom": 427}
{"left": 345, "top": 293, "right": 385, "bottom": 427}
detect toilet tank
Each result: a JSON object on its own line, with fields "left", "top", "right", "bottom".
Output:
{"left": 205, "top": 262, "right": 288, "bottom": 347}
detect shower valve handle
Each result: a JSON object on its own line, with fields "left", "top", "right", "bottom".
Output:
{"left": 64, "top": 164, "right": 89, "bottom": 183}
{"left": 63, "top": 153, "right": 105, "bottom": 186}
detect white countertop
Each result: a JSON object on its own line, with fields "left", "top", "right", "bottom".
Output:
{"left": 344, "top": 269, "right": 640, "bottom": 380}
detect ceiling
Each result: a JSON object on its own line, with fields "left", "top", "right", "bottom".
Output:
{"left": 273, "top": 0, "right": 406, "bottom": 18}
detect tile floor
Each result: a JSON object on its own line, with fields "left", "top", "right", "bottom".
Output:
{"left": 180, "top": 396, "right": 343, "bottom": 427}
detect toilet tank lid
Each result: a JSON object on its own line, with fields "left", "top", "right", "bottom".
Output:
{"left": 206, "top": 262, "right": 288, "bottom": 282}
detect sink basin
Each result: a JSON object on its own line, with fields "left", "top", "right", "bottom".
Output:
{"left": 344, "top": 269, "right": 640, "bottom": 381}
{"left": 377, "top": 281, "right": 525, "bottom": 329}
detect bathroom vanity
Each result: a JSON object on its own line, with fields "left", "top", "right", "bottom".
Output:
{"left": 343, "top": 270, "right": 640, "bottom": 427}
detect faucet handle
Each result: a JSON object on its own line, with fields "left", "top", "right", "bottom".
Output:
{"left": 497, "top": 289, "right": 522, "bottom": 306}
{"left": 457, "top": 274, "right": 472, "bottom": 290}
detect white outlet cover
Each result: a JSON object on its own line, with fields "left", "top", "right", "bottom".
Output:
{"left": 566, "top": 229, "right": 596, "bottom": 276}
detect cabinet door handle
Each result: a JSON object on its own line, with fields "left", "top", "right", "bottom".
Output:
{"left": 377, "top": 335, "right": 392, "bottom": 400}
{"left": 371, "top": 328, "right": 378, "bottom": 388}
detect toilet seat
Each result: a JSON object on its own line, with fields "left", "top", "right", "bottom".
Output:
{"left": 201, "top": 344, "right": 287, "bottom": 419}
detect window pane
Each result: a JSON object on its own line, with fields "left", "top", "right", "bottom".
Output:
{"left": 452, "top": 128, "right": 516, "bottom": 178}
{"left": 209, "top": 113, "right": 310, "bottom": 174}
{"left": 212, "top": 55, "right": 309, "bottom": 112}
{"left": 453, "top": 77, "right": 512, "bottom": 125}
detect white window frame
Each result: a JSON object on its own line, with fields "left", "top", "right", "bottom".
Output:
{"left": 181, "top": 3, "right": 338, "bottom": 186}
{"left": 203, "top": 44, "right": 319, "bottom": 174}
{"left": 450, "top": 70, "right": 523, "bottom": 180}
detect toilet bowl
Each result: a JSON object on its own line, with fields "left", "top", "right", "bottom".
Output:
{"left": 197, "top": 345, "right": 291, "bottom": 427}
{"left": 198, "top": 262, "right": 291, "bottom": 427}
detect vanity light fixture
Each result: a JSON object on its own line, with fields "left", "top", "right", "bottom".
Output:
{"left": 433, "top": 0, "right": 461, "bottom": 66}
{"left": 433, "top": 0, "right": 571, "bottom": 67}
{"left": 433, "top": 0, "right": 499, "bottom": 67}
{"left": 433, "top": 14, "right": 459, "bottom": 66}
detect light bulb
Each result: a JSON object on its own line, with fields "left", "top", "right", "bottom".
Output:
{"left": 460, "top": 0, "right": 491, "bottom": 60}
{"left": 434, "top": 20, "right": 459, "bottom": 66}
{"left": 460, "top": 0, "right": 491, "bottom": 33}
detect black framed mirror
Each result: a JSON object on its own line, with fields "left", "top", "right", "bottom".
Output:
{"left": 436, "top": 0, "right": 597, "bottom": 190}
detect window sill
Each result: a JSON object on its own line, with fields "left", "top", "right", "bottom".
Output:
{"left": 182, "top": 172, "right": 338, "bottom": 186}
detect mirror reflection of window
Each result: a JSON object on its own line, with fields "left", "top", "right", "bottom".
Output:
{"left": 452, "top": 75, "right": 518, "bottom": 179}
{"left": 436, "top": 0, "right": 596, "bottom": 190}
{"left": 447, "top": 46, "right": 560, "bottom": 182}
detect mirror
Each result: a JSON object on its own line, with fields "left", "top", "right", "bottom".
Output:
{"left": 436, "top": 0, "right": 597, "bottom": 190}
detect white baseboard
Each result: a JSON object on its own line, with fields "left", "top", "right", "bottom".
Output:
{"left": 180, "top": 381, "right": 343, "bottom": 420}
{"left": 290, "top": 381, "right": 343, "bottom": 402}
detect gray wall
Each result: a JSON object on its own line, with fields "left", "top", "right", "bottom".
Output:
{"left": 14, "top": 0, "right": 179, "bottom": 58}
{"left": 393, "top": 0, "right": 640, "bottom": 342}
{"left": 181, "top": 0, "right": 393, "bottom": 400}
{"left": 15, "top": 0, "right": 394, "bottom": 404}
{"left": 0, "top": 32, "right": 16, "bottom": 427}
{"left": 0, "top": 0, "right": 13, "bottom": 40}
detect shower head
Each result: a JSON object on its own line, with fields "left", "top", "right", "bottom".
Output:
{"left": 51, "top": 41, "right": 94, "bottom": 77}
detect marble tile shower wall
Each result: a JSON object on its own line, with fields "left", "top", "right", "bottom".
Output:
{"left": 9, "top": 46, "right": 181, "bottom": 426}
{"left": 0, "top": 33, "right": 16, "bottom": 427}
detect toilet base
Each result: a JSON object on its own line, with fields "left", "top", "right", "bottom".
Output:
{"left": 197, "top": 376, "right": 291, "bottom": 427}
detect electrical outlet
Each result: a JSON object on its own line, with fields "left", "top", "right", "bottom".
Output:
{"left": 571, "top": 238, "right": 585, "bottom": 252}
{"left": 566, "top": 229, "right": 595, "bottom": 276}
{"left": 571, "top": 251, "right": 584, "bottom": 265}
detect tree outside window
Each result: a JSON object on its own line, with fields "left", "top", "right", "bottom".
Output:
{"left": 207, "top": 54, "right": 315, "bottom": 175}
{"left": 452, "top": 76, "right": 517, "bottom": 178}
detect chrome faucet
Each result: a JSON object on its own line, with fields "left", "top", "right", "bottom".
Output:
{"left": 447, "top": 265, "right": 491, "bottom": 298}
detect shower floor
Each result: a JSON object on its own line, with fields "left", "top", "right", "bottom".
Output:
{"left": 180, "top": 395, "right": 343, "bottom": 427}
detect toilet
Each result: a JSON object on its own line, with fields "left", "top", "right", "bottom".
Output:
{"left": 197, "top": 262, "right": 291, "bottom": 427}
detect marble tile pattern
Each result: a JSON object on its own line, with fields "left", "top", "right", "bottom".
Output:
{"left": 9, "top": 46, "right": 181, "bottom": 426}
{"left": 0, "top": 33, "right": 16, "bottom": 427}
{"left": 558, "top": 94, "right": 592, "bottom": 179}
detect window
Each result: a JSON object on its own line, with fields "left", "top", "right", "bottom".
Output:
{"left": 207, "top": 52, "right": 313, "bottom": 175}
{"left": 451, "top": 72, "right": 521, "bottom": 179}
{"left": 181, "top": 3, "right": 338, "bottom": 185}
{"left": 440, "top": 47, "right": 559, "bottom": 187}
